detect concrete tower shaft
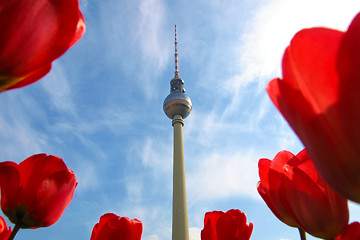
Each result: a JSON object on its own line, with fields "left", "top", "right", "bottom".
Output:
{"left": 163, "top": 25, "right": 191, "bottom": 240}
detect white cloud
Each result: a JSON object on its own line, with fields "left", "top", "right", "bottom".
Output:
{"left": 125, "top": 177, "right": 144, "bottom": 203}
{"left": 137, "top": 0, "right": 169, "bottom": 71}
{"left": 143, "top": 235, "right": 161, "bottom": 240}
{"left": 73, "top": 159, "right": 99, "bottom": 192}
{"left": 187, "top": 149, "right": 260, "bottom": 203}
{"left": 135, "top": 136, "right": 172, "bottom": 173}
{"left": 189, "top": 227, "right": 201, "bottom": 240}
{"left": 136, "top": 0, "right": 170, "bottom": 100}
{"left": 224, "top": 0, "right": 360, "bottom": 115}
{"left": 0, "top": 92, "right": 46, "bottom": 160}
{"left": 185, "top": 110, "right": 229, "bottom": 147}
{"left": 40, "top": 62, "right": 76, "bottom": 116}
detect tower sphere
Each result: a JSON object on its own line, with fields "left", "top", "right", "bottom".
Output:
{"left": 163, "top": 91, "right": 192, "bottom": 119}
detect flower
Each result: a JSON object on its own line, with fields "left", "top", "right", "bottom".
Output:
{"left": 90, "top": 213, "right": 143, "bottom": 240}
{"left": 335, "top": 222, "right": 360, "bottom": 240}
{"left": 201, "top": 209, "right": 253, "bottom": 240}
{"left": 257, "top": 149, "right": 349, "bottom": 239}
{"left": 0, "top": 0, "right": 86, "bottom": 92}
{"left": 0, "top": 154, "right": 77, "bottom": 228}
{"left": 0, "top": 216, "right": 11, "bottom": 240}
{"left": 266, "top": 12, "right": 360, "bottom": 203}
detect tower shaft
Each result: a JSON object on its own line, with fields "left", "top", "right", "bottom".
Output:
{"left": 172, "top": 114, "right": 189, "bottom": 240}
{"left": 164, "top": 25, "right": 192, "bottom": 240}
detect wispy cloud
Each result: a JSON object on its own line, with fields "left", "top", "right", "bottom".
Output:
{"left": 223, "top": 0, "right": 360, "bottom": 115}
{"left": 139, "top": 136, "right": 172, "bottom": 171}
{"left": 136, "top": 0, "right": 170, "bottom": 100}
{"left": 0, "top": 91, "right": 47, "bottom": 160}
{"left": 72, "top": 157, "right": 100, "bottom": 192}
{"left": 187, "top": 149, "right": 260, "bottom": 203}
{"left": 40, "top": 62, "right": 77, "bottom": 116}
{"left": 137, "top": 0, "right": 169, "bottom": 71}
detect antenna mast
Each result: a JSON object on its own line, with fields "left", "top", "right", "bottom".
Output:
{"left": 175, "top": 25, "right": 179, "bottom": 77}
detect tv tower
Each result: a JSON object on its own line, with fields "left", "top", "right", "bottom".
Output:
{"left": 163, "top": 25, "right": 192, "bottom": 240}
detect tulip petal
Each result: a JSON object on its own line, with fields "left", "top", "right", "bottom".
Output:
{"left": 257, "top": 157, "right": 300, "bottom": 228}
{"left": 0, "top": 0, "right": 82, "bottom": 74}
{"left": 216, "top": 212, "right": 240, "bottom": 240}
{"left": 337, "top": 13, "right": 360, "bottom": 92}
{"left": 202, "top": 211, "right": 223, "bottom": 240}
{"left": 282, "top": 28, "right": 342, "bottom": 112}
{"left": 0, "top": 216, "right": 11, "bottom": 240}
{"left": 19, "top": 154, "right": 69, "bottom": 191}
{"left": 332, "top": 12, "right": 360, "bottom": 197}
{"left": 335, "top": 222, "right": 360, "bottom": 240}
{"left": 258, "top": 148, "right": 349, "bottom": 237}
{"left": 91, "top": 214, "right": 143, "bottom": 240}
{"left": 28, "top": 170, "right": 77, "bottom": 227}
{"left": 201, "top": 210, "right": 253, "bottom": 240}
{"left": 267, "top": 14, "right": 360, "bottom": 202}
{"left": 0, "top": 64, "right": 51, "bottom": 91}
{"left": 0, "top": 162, "right": 20, "bottom": 212}
{"left": 216, "top": 210, "right": 253, "bottom": 240}
{"left": 0, "top": 0, "right": 85, "bottom": 91}
{"left": 0, "top": 154, "right": 77, "bottom": 228}
{"left": 69, "top": 12, "right": 86, "bottom": 48}
{"left": 258, "top": 158, "right": 271, "bottom": 189}
{"left": 281, "top": 166, "right": 348, "bottom": 239}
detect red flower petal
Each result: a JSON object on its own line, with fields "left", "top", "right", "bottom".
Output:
{"left": 91, "top": 213, "right": 143, "bottom": 240}
{"left": 0, "top": 216, "right": 11, "bottom": 240}
{"left": 202, "top": 211, "right": 223, "bottom": 240}
{"left": 267, "top": 12, "right": 360, "bottom": 202}
{"left": 257, "top": 154, "right": 300, "bottom": 228}
{"left": 30, "top": 170, "right": 77, "bottom": 227}
{"left": 335, "top": 222, "right": 360, "bottom": 240}
{"left": 258, "top": 149, "right": 349, "bottom": 238}
{"left": 0, "top": 0, "right": 85, "bottom": 91}
{"left": 201, "top": 210, "right": 253, "bottom": 240}
{"left": 2, "top": 64, "right": 51, "bottom": 91}
{"left": 282, "top": 28, "right": 342, "bottom": 112}
{"left": 0, "top": 162, "right": 21, "bottom": 212}
{"left": 216, "top": 210, "right": 253, "bottom": 240}
{"left": 0, "top": 154, "right": 77, "bottom": 228}
{"left": 282, "top": 168, "right": 348, "bottom": 238}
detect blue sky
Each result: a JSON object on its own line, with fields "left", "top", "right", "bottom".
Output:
{"left": 1, "top": 0, "right": 360, "bottom": 239}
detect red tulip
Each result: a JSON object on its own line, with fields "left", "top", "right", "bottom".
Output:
{"left": 335, "top": 222, "right": 360, "bottom": 240}
{"left": 0, "top": 0, "right": 86, "bottom": 92}
{"left": 0, "top": 154, "right": 77, "bottom": 228}
{"left": 90, "top": 213, "right": 143, "bottom": 240}
{"left": 258, "top": 149, "right": 349, "bottom": 239}
{"left": 201, "top": 209, "right": 253, "bottom": 240}
{"left": 0, "top": 216, "right": 11, "bottom": 240}
{"left": 267, "top": 12, "right": 360, "bottom": 203}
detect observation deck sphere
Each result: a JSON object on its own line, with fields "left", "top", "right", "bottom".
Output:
{"left": 163, "top": 92, "right": 192, "bottom": 119}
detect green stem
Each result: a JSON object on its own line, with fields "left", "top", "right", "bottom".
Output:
{"left": 8, "top": 224, "right": 20, "bottom": 240}
{"left": 298, "top": 228, "right": 307, "bottom": 240}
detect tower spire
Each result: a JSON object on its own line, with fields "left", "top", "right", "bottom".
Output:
{"left": 169, "top": 25, "right": 185, "bottom": 94}
{"left": 174, "top": 24, "right": 179, "bottom": 77}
